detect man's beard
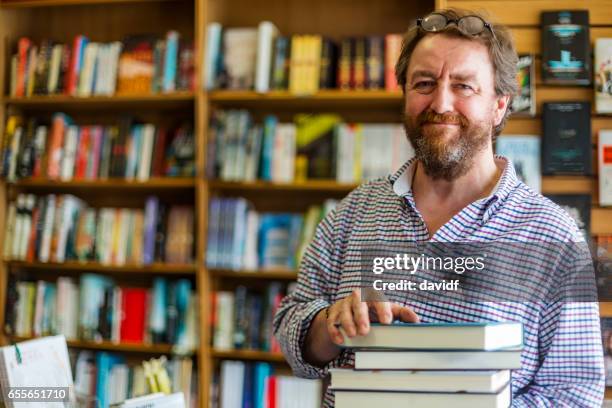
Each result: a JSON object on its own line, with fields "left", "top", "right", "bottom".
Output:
{"left": 403, "top": 110, "right": 492, "bottom": 181}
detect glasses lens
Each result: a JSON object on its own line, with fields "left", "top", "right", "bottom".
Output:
{"left": 421, "top": 14, "right": 448, "bottom": 32}
{"left": 459, "top": 16, "right": 486, "bottom": 35}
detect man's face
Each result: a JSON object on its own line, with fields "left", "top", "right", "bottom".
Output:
{"left": 403, "top": 34, "right": 507, "bottom": 180}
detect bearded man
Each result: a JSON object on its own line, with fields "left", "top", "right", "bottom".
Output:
{"left": 273, "top": 8, "right": 604, "bottom": 407}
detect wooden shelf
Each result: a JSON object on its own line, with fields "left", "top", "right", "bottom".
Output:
{"left": 2, "top": 92, "right": 194, "bottom": 110}
{"left": 601, "top": 303, "right": 612, "bottom": 318}
{"left": 5, "top": 260, "right": 197, "bottom": 274}
{"left": 208, "top": 179, "right": 357, "bottom": 193}
{"left": 0, "top": 0, "right": 181, "bottom": 7}
{"left": 607, "top": 386, "right": 612, "bottom": 399}
{"left": 210, "top": 268, "right": 298, "bottom": 280}
{"left": 211, "top": 349, "right": 286, "bottom": 363}
{"left": 11, "top": 335, "right": 185, "bottom": 354}
{"left": 541, "top": 177, "right": 596, "bottom": 195}
{"left": 9, "top": 177, "right": 196, "bottom": 191}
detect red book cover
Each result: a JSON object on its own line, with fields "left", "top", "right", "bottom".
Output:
{"left": 88, "top": 126, "right": 103, "bottom": 179}
{"left": 266, "top": 376, "right": 276, "bottom": 408}
{"left": 47, "top": 114, "right": 68, "bottom": 179}
{"left": 16, "top": 37, "right": 32, "bottom": 97}
{"left": 119, "top": 287, "right": 148, "bottom": 343}
{"left": 65, "top": 35, "right": 85, "bottom": 96}
{"left": 151, "top": 127, "right": 167, "bottom": 177}
{"left": 384, "top": 34, "right": 402, "bottom": 92}
{"left": 74, "top": 126, "right": 90, "bottom": 179}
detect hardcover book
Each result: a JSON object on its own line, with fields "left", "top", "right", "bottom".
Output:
{"left": 541, "top": 10, "right": 591, "bottom": 85}
{"left": 512, "top": 54, "right": 536, "bottom": 116}
{"left": 496, "top": 135, "right": 541, "bottom": 192}
{"left": 602, "top": 318, "right": 612, "bottom": 386}
{"left": 600, "top": 130, "right": 612, "bottom": 206}
{"left": 546, "top": 193, "right": 591, "bottom": 239}
{"left": 595, "top": 38, "right": 612, "bottom": 113}
{"left": 542, "top": 102, "right": 591, "bottom": 175}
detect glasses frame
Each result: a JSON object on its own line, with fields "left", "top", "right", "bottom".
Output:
{"left": 416, "top": 13, "right": 497, "bottom": 41}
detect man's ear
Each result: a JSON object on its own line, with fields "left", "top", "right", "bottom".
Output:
{"left": 493, "top": 95, "right": 511, "bottom": 127}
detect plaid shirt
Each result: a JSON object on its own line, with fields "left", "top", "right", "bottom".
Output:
{"left": 273, "top": 157, "right": 605, "bottom": 407}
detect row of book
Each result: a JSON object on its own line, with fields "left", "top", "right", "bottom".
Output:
{"left": 74, "top": 352, "right": 196, "bottom": 408}
{"left": 7, "top": 275, "right": 198, "bottom": 350}
{"left": 602, "top": 318, "right": 612, "bottom": 387}
{"left": 211, "top": 282, "right": 292, "bottom": 352}
{"left": 333, "top": 322, "right": 522, "bottom": 407}
{"left": 207, "top": 197, "right": 337, "bottom": 271}
{"left": 207, "top": 111, "right": 414, "bottom": 183}
{"left": 10, "top": 31, "right": 194, "bottom": 98}
{"left": 3, "top": 194, "right": 194, "bottom": 265}
{"left": 597, "top": 236, "right": 612, "bottom": 301}
{"left": 212, "top": 360, "right": 321, "bottom": 408}
{"left": 205, "top": 21, "right": 403, "bottom": 93}
{"left": 0, "top": 114, "right": 195, "bottom": 182}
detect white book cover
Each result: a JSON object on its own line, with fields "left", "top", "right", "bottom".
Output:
{"left": 242, "top": 210, "right": 259, "bottom": 270}
{"left": 205, "top": 22, "right": 222, "bottom": 90}
{"left": 74, "top": 351, "right": 96, "bottom": 398}
{"left": 38, "top": 194, "right": 56, "bottom": 262}
{"left": 212, "top": 291, "right": 234, "bottom": 350}
{"left": 93, "top": 44, "right": 108, "bottom": 95}
{"left": 11, "top": 195, "right": 26, "bottom": 260}
{"left": 336, "top": 123, "right": 356, "bottom": 183}
{"left": 60, "top": 125, "right": 79, "bottom": 181}
{"left": 599, "top": 130, "right": 612, "bottom": 206}
{"left": 595, "top": 38, "right": 612, "bottom": 114}
{"left": 18, "top": 194, "right": 35, "bottom": 260}
{"left": 496, "top": 135, "right": 541, "bottom": 193}
{"left": 106, "top": 42, "right": 123, "bottom": 95}
{"left": 273, "top": 123, "right": 296, "bottom": 183}
{"left": 78, "top": 42, "right": 99, "bottom": 97}
{"left": 32, "top": 280, "right": 46, "bottom": 336}
{"left": 137, "top": 124, "right": 156, "bottom": 181}
{"left": 48, "top": 44, "right": 64, "bottom": 94}
{"left": 255, "top": 21, "right": 279, "bottom": 93}
{"left": 223, "top": 28, "right": 258, "bottom": 90}
{"left": 220, "top": 361, "right": 244, "bottom": 408}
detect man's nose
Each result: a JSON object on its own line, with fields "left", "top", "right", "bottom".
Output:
{"left": 429, "top": 85, "right": 455, "bottom": 114}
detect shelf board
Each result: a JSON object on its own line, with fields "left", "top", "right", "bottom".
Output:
{"left": 211, "top": 349, "right": 286, "bottom": 363}
{"left": 601, "top": 303, "right": 612, "bottom": 318}
{"left": 11, "top": 335, "right": 182, "bottom": 354}
{"left": 607, "top": 386, "right": 612, "bottom": 399}
{"left": 6, "top": 260, "right": 197, "bottom": 274}
{"left": 541, "top": 176, "right": 596, "bottom": 194}
{"left": 2, "top": 92, "right": 194, "bottom": 109}
{"left": 9, "top": 177, "right": 196, "bottom": 191}
{"left": 208, "top": 179, "right": 357, "bottom": 193}
{"left": 1, "top": 0, "right": 180, "bottom": 7}
{"left": 210, "top": 268, "right": 298, "bottom": 280}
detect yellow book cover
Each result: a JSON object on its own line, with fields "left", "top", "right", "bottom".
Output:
{"left": 289, "top": 35, "right": 301, "bottom": 94}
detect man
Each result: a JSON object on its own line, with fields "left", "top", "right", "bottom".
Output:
{"left": 273, "top": 8, "right": 604, "bottom": 407}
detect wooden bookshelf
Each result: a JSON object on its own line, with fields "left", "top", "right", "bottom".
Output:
{"left": 0, "top": 0, "right": 179, "bottom": 8}
{"left": 607, "top": 386, "right": 612, "bottom": 399}
{"left": 210, "top": 268, "right": 298, "bottom": 280}
{"left": 5, "top": 260, "right": 197, "bottom": 274}
{"left": 211, "top": 349, "right": 286, "bottom": 363}
{"left": 9, "top": 177, "right": 196, "bottom": 191}
{"left": 601, "top": 303, "right": 612, "bottom": 318}
{"left": 10, "top": 335, "right": 187, "bottom": 354}
{"left": 2, "top": 93, "right": 195, "bottom": 110}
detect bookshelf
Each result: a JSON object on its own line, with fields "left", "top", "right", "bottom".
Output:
{"left": 0, "top": 0, "right": 611, "bottom": 407}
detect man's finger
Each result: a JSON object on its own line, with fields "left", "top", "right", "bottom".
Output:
{"left": 339, "top": 303, "right": 357, "bottom": 338}
{"left": 326, "top": 308, "right": 343, "bottom": 345}
{"left": 391, "top": 304, "right": 420, "bottom": 323}
{"left": 373, "top": 302, "right": 393, "bottom": 324}
{"left": 351, "top": 291, "right": 370, "bottom": 335}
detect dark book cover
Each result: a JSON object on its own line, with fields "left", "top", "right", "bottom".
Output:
{"left": 178, "top": 40, "right": 195, "bottom": 91}
{"left": 546, "top": 193, "right": 591, "bottom": 239}
{"left": 33, "top": 40, "right": 53, "bottom": 95}
{"left": 109, "top": 118, "right": 132, "bottom": 178}
{"left": 166, "top": 281, "right": 178, "bottom": 343}
{"left": 271, "top": 36, "right": 290, "bottom": 90}
{"left": 246, "top": 293, "right": 263, "bottom": 350}
{"left": 295, "top": 114, "right": 338, "bottom": 179}
{"left": 366, "top": 36, "right": 385, "bottom": 90}
{"left": 542, "top": 102, "right": 591, "bottom": 175}
{"left": 337, "top": 38, "right": 353, "bottom": 90}
{"left": 512, "top": 54, "right": 536, "bottom": 116}
{"left": 602, "top": 317, "right": 612, "bottom": 385}
{"left": 233, "top": 285, "right": 248, "bottom": 349}
{"left": 56, "top": 44, "right": 71, "bottom": 95}
{"left": 17, "top": 118, "right": 37, "bottom": 178}
{"left": 541, "top": 10, "right": 591, "bottom": 85}
{"left": 319, "top": 38, "right": 338, "bottom": 89}
{"left": 595, "top": 237, "right": 612, "bottom": 302}
{"left": 4, "top": 277, "right": 18, "bottom": 335}
{"left": 154, "top": 202, "right": 168, "bottom": 262}
{"left": 352, "top": 37, "right": 366, "bottom": 90}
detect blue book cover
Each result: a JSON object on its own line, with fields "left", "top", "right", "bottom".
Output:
{"left": 163, "top": 30, "right": 179, "bottom": 92}
{"left": 259, "top": 115, "right": 277, "bottom": 180}
{"left": 206, "top": 197, "right": 221, "bottom": 268}
{"left": 79, "top": 273, "right": 114, "bottom": 340}
{"left": 254, "top": 362, "right": 272, "bottom": 408}
{"left": 150, "top": 277, "right": 167, "bottom": 342}
{"left": 95, "top": 352, "right": 124, "bottom": 408}
{"left": 174, "top": 279, "right": 191, "bottom": 345}
{"left": 143, "top": 196, "right": 159, "bottom": 264}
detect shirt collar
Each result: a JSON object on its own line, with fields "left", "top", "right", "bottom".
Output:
{"left": 390, "top": 155, "right": 520, "bottom": 205}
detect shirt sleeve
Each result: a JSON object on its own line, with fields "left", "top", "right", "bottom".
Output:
{"left": 511, "top": 301, "right": 605, "bottom": 407}
{"left": 272, "top": 209, "right": 353, "bottom": 378}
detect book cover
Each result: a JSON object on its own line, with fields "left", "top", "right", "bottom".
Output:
{"left": 602, "top": 318, "right": 612, "bottom": 386}
{"left": 319, "top": 38, "right": 337, "bottom": 90}
{"left": 384, "top": 34, "right": 402, "bottom": 91}
{"left": 222, "top": 28, "right": 258, "bottom": 90}
{"left": 546, "top": 193, "right": 591, "bottom": 239}
{"left": 542, "top": 102, "right": 591, "bottom": 175}
{"left": 496, "top": 135, "right": 541, "bottom": 192}
{"left": 116, "top": 35, "right": 156, "bottom": 94}
{"left": 255, "top": 21, "right": 279, "bottom": 93}
{"left": 512, "top": 54, "right": 536, "bottom": 116}
{"left": 595, "top": 38, "right": 612, "bottom": 114}
{"left": 365, "top": 36, "right": 384, "bottom": 90}
{"left": 541, "top": 10, "right": 591, "bottom": 85}
{"left": 600, "top": 130, "right": 612, "bottom": 206}
{"left": 271, "top": 36, "right": 291, "bottom": 90}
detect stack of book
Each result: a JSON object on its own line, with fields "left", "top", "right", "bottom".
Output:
{"left": 332, "top": 321, "right": 523, "bottom": 407}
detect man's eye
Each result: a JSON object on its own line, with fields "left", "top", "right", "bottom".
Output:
{"left": 454, "top": 83, "right": 474, "bottom": 91}
{"left": 413, "top": 81, "right": 435, "bottom": 90}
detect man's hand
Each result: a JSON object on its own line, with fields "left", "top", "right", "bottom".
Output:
{"left": 303, "top": 289, "right": 419, "bottom": 367}
{"left": 326, "top": 288, "right": 420, "bottom": 344}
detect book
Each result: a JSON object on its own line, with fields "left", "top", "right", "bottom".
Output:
{"left": 205, "top": 22, "right": 223, "bottom": 90}
{"left": 334, "top": 385, "right": 511, "bottom": 408}
{"left": 223, "top": 28, "right": 258, "bottom": 89}
{"left": 600, "top": 130, "right": 612, "bottom": 206}
{"left": 595, "top": 38, "right": 612, "bottom": 113}
{"left": 339, "top": 321, "right": 523, "bottom": 350}
{"left": 603, "top": 318, "right": 612, "bottom": 386}
{"left": 330, "top": 369, "right": 510, "bottom": 393}
{"left": 546, "top": 193, "right": 591, "bottom": 239}
{"left": 495, "top": 135, "right": 541, "bottom": 192}
{"left": 354, "top": 348, "right": 522, "bottom": 370}
{"left": 542, "top": 102, "right": 591, "bottom": 175}
{"left": 512, "top": 54, "right": 536, "bottom": 116}
{"left": 255, "top": 21, "right": 279, "bottom": 93}
{"left": 541, "top": 10, "right": 591, "bottom": 85}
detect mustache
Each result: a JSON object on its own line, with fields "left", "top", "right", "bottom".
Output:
{"left": 417, "top": 111, "right": 468, "bottom": 127}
